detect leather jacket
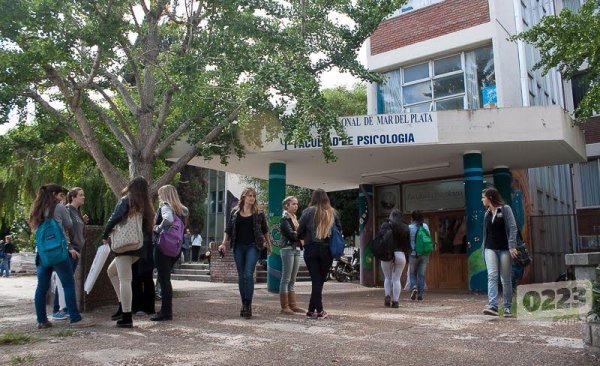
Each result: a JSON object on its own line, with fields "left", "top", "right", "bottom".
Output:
{"left": 279, "top": 211, "right": 301, "bottom": 249}
{"left": 225, "top": 210, "right": 269, "bottom": 251}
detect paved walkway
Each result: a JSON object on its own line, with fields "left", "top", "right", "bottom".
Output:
{"left": 0, "top": 275, "right": 596, "bottom": 365}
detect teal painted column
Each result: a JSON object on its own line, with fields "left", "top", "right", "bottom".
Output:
{"left": 267, "top": 162, "right": 286, "bottom": 293}
{"left": 358, "top": 184, "right": 375, "bottom": 287}
{"left": 493, "top": 166, "right": 513, "bottom": 207}
{"left": 464, "top": 152, "right": 486, "bottom": 293}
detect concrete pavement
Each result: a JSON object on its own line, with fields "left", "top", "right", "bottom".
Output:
{"left": 0, "top": 275, "right": 597, "bottom": 365}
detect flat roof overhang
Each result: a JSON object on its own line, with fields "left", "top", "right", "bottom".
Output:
{"left": 167, "top": 106, "right": 587, "bottom": 191}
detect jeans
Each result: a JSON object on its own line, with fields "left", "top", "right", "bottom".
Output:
{"left": 0, "top": 254, "right": 11, "bottom": 277}
{"left": 484, "top": 248, "right": 512, "bottom": 310}
{"left": 280, "top": 247, "right": 301, "bottom": 293}
{"left": 182, "top": 247, "right": 192, "bottom": 263}
{"left": 233, "top": 244, "right": 260, "bottom": 302}
{"left": 35, "top": 256, "right": 82, "bottom": 324}
{"left": 381, "top": 251, "right": 407, "bottom": 302}
{"left": 304, "top": 244, "right": 333, "bottom": 313}
{"left": 53, "top": 255, "right": 79, "bottom": 313}
{"left": 511, "top": 263, "right": 524, "bottom": 291}
{"left": 107, "top": 255, "right": 139, "bottom": 313}
{"left": 154, "top": 246, "right": 179, "bottom": 315}
{"left": 409, "top": 254, "right": 429, "bottom": 296}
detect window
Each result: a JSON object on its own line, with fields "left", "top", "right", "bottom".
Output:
{"left": 579, "top": 159, "right": 600, "bottom": 207}
{"left": 563, "top": 0, "right": 583, "bottom": 13}
{"left": 389, "top": 0, "right": 443, "bottom": 17}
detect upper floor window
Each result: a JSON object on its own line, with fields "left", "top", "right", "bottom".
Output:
{"left": 389, "top": 0, "right": 444, "bottom": 17}
{"left": 563, "top": 0, "right": 583, "bottom": 13}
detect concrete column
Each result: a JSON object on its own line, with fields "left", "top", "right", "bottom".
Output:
{"left": 493, "top": 166, "right": 513, "bottom": 207}
{"left": 267, "top": 162, "right": 286, "bottom": 293}
{"left": 464, "top": 151, "right": 486, "bottom": 293}
{"left": 358, "top": 184, "right": 376, "bottom": 287}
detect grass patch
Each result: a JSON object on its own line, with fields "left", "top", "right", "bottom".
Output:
{"left": 52, "top": 329, "right": 75, "bottom": 337}
{"left": 0, "top": 331, "right": 39, "bottom": 345}
{"left": 10, "top": 354, "right": 35, "bottom": 365}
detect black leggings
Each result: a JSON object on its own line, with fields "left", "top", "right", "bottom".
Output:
{"left": 154, "top": 246, "right": 179, "bottom": 315}
{"left": 303, "top": 244, "right": 333, "bottom": 313}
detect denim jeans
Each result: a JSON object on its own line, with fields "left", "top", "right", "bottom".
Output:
{"left": 154, "top": 246, "right": 179, "bottom": 315}
{"left": 233, "top": 244, "right": 260, "bottom": 302}
{"left": 35, "top": 256, "right": 82, "bottom": 324}
{"left": 53, "top": 255, "right": 79, "bottom": 313}
{"left": 484, "top": 248, "right": 512, "bottom": 310}
{"left": 0, "top": 254, "right": 11, "bottom": 277}
{"left": 280, "top": 247, "right": 301, "bottom": 293}
{"left": 304, "top": 244, "right": 333, "bottom": 313}
{"left": 409, "top": 254, "right": 429, "bottom": 296}
{"left": 381, "top": 251, "right": 407, "bottom": 302}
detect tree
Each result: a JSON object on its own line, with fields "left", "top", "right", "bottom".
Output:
{"left": 0, "top": 0, "right": 406, "bottom": 197}
{"left": 511, "top": 0, "right": 600, "bottom": 119}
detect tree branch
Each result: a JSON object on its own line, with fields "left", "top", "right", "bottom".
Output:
{"left": 82, "top": 94, "right": 135, "bottom": 153}
{"left": 91, "top": 84, "right": 137, "bottom": 144}
{"left": 117, "top": 37, "right": 145, "bottom": 101}
{"left": 84, "top": 51, "right": 103, "bottom": 86}
{"left": 140, "top": 0, "right": 150, "bottom": 16}
{"left": 143, "top": 86, "right": 176, "bottom": 159}
{"left": 107, "top": 73, "right": 141, "bottom": 116}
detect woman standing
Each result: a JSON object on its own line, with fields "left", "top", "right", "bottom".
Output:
{"left": 219, "top": 188, "right": 271, "bottom": 319}
{"left": 151, "top": 185, "right": 189, "bottom": 321}
{"left": 30, "top": 184, "right": 95, "bottom": 329}
{"left": 409, "top": 210, "right": 431, "bottom": 302}
{"left": 103, "top": 177, "right": 155, "bottom": 328}
{"left": 279, "top": 196, "right": 304, "bottom": 314}
{"left": 297, "top": 189, "right": 341, "bottom": 320}
{"left": 381, "top": 209, "right": 409, "bottom": 308}
{"left": 481, "top": 187, "right": 518, "bottom": 317}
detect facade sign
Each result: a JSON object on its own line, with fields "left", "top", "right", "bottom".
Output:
{"left": 403, "top": 179, "right": 465, "bottom": 213}
{"left": 263, "top": 112, "right": 438, "bottom": 152}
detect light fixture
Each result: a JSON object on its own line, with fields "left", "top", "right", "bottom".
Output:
{"left": 360, "top": 162, "right": 451, "bottom": 178}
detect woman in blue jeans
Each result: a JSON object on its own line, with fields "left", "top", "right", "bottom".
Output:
{"left": 279, "top": 196, "right": 304, "bottom": 314}
{"left": 298, "top": 189, "right": 341, "bottom": 320}
{"left": 481, "top": 187, "right": 518, "bottom": 317}
{"left": 219, "top": 187, "right": 271, "bottom": 319}
{"left": 29, "top": 184, "right": 95, "bottom": 329}
{"left": 409, "top": 210, "right": 430, "bottom": 302}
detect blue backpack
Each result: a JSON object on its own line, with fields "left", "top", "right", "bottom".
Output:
{"left": 36, "top": 218, "right": 69, "bottom": 267}
{"left": 329, "top": 225, "right": 345, "bottom": 258}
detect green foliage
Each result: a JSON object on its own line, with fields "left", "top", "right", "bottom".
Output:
{"left": 177, "top": 165, "right": 207, "bottom": 233}
{"left": 511, "top": 1, "right": 600, "bottom": 120}
{"left": 10, "top": 354, "right": 35, "bottom": 365}
{"left": 0, "top": 331, "right": 39, "bottom": 345}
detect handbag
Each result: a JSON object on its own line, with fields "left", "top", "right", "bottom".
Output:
{"left": 329, "top": 225, "right": 345, "bottom": 258}
{"left": 110, "top": 213, "right": 143, "bottom": 254}
{"left": 514, "top": 244, "right": 532, "bottom": 267}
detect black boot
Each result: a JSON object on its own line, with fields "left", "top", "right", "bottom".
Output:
{"left": 111, "top": 303, "right": 123, "bottom": 321}
{"left": 240, "top": 302, "right": 246, "bottom": 318}
{"left": 150, "top": 311, "right": 172, "bottom": 321}
{"left": 116, "top": 312, "right": 133, "bottom": 328}
{"left": 243, "top": 300, "right": 252, "bottom": 319}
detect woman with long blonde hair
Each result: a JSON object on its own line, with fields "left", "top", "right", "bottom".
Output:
{"left": 278, "top": 196, "right": 304, "bottom": 314}
{"left": 297, "top": 189, "right": 341, "bottom": 319}
{"left": 219, "top": 187, "right": 271, "bottom": 319}
{"left": 151, "top": 185, "right": 189, "bottom": 321}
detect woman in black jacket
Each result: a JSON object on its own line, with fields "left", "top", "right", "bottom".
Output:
{"left": 219, "top": 187, "right": 271, "bottom": 319}
{"left": 102, "top": 177, "right": 155, "bottom": 328}
{"left": 278, "top": 196, "right": 304, "bottom": 314}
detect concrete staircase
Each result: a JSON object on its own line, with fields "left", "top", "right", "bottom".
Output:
{"left": 255, "top": 264, "right": 311, "bottom": 283}
{"left": 171, "top": 263, "right": 211, "bottom": 282}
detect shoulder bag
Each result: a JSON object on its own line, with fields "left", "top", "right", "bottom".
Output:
{"left": 110, "top": 213, "right": 143, "bottom": 253}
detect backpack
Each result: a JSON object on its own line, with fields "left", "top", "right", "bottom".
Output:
{"left": 35, "top": 218, "right": 69, "bottom": 267}
{"left": 415, "top": 225, "right": 433, "bottom": 256}
{"left": 329, "top": 225, "right": 345, "bottom": 258}
{"left": 157, "top": 213, "right": 185, "bottom": 257}
{"left": 372, "top": 219, "right": 395, "bottom": 261}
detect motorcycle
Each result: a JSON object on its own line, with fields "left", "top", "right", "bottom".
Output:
{"left": 331, "top": 247, "right": 360, "bottom": 282}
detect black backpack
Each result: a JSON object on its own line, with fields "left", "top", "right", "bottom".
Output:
{"left": 372, "top": 219, "right": 395, "bottom": 261}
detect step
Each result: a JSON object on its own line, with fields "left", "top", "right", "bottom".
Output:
{"left": 173, "top": 269, "right": 210, "bottom": 275}
{"left": 171, "top": 274, "right": 211, "bottom": 282}
{"left": 178, "top": 263, "right": 210, "bottom": 270}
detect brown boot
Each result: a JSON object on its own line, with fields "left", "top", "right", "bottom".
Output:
{"left": 288, "top": 291, "right": 304, "bottom": 313}
{"left": 280, "top": 293, "right": 294, "bottom": 314}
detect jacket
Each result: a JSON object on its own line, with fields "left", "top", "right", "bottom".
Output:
{"left": 391, "top": 219, "right": 410, "bottom": 256}
{"left": 297, "top": 207, "right": 342, "bottom": 247}
{"left": 103, "top": 196, "right": 152, "bottom": 258}
{"left": 482, "top": 204, "right": 517, "bottom": 252}
{"left": 225, "top": 209, "right": 269, "bottom": 251}
{"left": 279, "top": 211, "right": 300, "bottom": 249}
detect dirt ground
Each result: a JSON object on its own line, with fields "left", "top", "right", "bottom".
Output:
{"left": 0, "top": 275, "right": 597, "bottom": 366}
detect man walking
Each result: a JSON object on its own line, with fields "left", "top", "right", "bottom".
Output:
{"left": 0, "top": 235, "right": 15, "bottom": 277}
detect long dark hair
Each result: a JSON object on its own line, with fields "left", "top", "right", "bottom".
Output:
{"left": 310, "top": 189, "right": 335, "bottom": 240}
{"left": 29, "top": 184, "right": 68, "bottom": 229}
{"left": 411, "top": 210, "right": 424, "bottom": 226}
{"left": 122, "top": 177, "right": 155, "bottom": 232}
{"left": 482, "top": 187, "right": 504, "bottom": 208}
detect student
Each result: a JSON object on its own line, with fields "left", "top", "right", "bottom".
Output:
{"left": 297, "top": 189, "right": 341, "bottom": 320}
{"left": 0, "top": 235, "right": 15, "bottom": 278}
{"left": 103, "top": 177, "right": 155, "bottom": 328}
{"left": 279, "top": 196, "right": 304, "bottom": 314}
{"left": 30, "top": 184, "right": 95, "bottom": 329}
{"left": 219, "top": 187, "right": 271, "bottom": 319}
{"left": 409, "top": 210, "right": 431, "bottom": 302}
{"left": 381, "top": 209, "right": 409, "bottom": 308}
{"left": 191, "top": 231, "right": 203, "bottom": 262}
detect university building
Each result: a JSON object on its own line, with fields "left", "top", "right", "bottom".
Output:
{"left": 169, "top": 0, "right": 597, "bottom": 292}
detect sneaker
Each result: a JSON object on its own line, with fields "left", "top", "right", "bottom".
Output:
{"left": 316, "top": 310, "right": 328, "bottom": 320}
{"left": 417, "top": 295, "right": 423, "bottom": 301}
{"left": 70, "top": 318, "right": 96, "bottom": 328}
{"left": 503, "top": 309, "right": 513, "bottom": 318}
{"left": 410, "top": 289, "right": 417, "bottom": 301}
{"left": 37, "top": 322, "right": 53, "bottom": 329}
{"left": 52, "top": 311, "right": 68, "bottom": 321}
{"left": 483, "top": 306, "right": 499, "bottom": 316}
{"left": 384, "top": 295, "right": 391, "bottom": 307}
{"left": 306, "top": 311, "right": 317, "bottom": 319}
{"left": 391, "top": 301, "right": 399, "bottom": 308}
